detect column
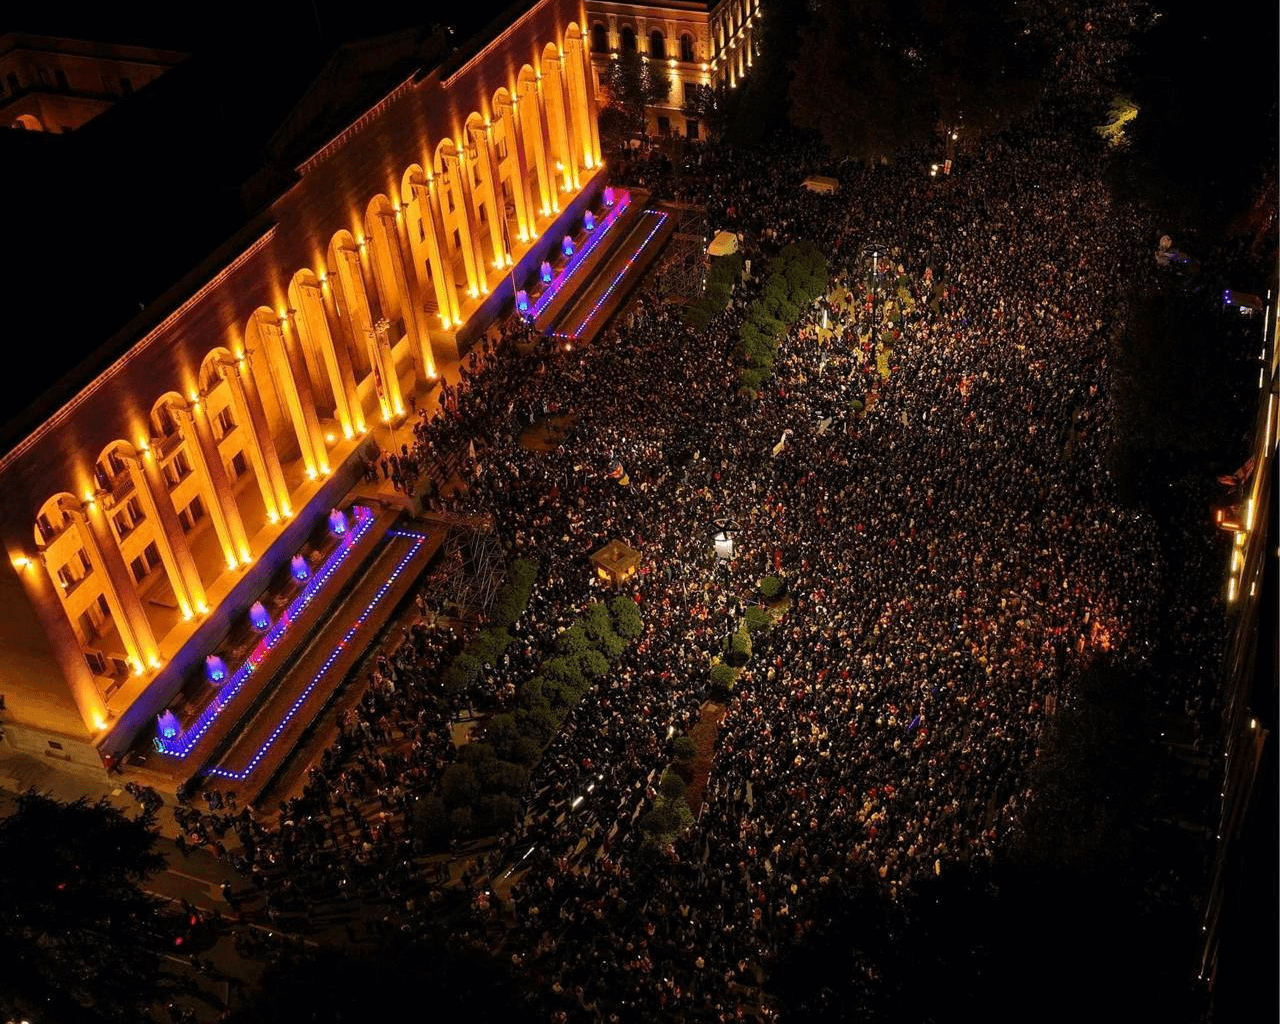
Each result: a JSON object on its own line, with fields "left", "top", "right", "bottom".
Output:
{"left": 563, "top": 35, "right": 597, "bottom": 170}
{"left": 470, "top": 124, "right": 508, "bottom": 269}
{"left": 260, "top": 316, "right": 326, "bottom": 477}
{"left": 444, "top": 152, "right": 483, "bottom": 297}
{"left": 219, "top": 358, "right": 291, "bottom": 521}
{"left": 524, "top": 84, "right": 556, "bottom": 216}
{"left": 380, "top": 207, "right": 437, "bottom": 381}
{"left": 64, "top": 498, "right": 158, "bottom": 673}
{"left": 172, "top": 401, "right": 251, "bottom": 569}
{"left": 126, "top": 454, "right": 208, "bottom": 618}
{"left": 497, "top": 99, "right": 535, "bottom": 242}
{"left": 542, "top": 55, "right": 579, "bottom": 192}
{"left": 371, "top": 319, "right": 404, "bottom": 419}
{"left": 412, "top": 180, "right": 462, "bottom": 328}
{"left": 298, "top": 279, "right": 363, "bottom": 437}
{"left": 22, "top": 554, "right": 109, "bottom": 732}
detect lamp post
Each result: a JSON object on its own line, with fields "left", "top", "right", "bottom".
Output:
{"left": 860, "top": 240, "right": 891, "bottom": 357}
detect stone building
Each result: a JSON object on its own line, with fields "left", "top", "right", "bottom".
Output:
{"left": 0, "top": 0, "right": 602, "bottom": 771}
{"left": 584, "top": 0, "right": 759, "bottom": 138}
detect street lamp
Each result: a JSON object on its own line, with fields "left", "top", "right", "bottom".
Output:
{"left": 860, "top": 240, "right": 891, "bottom": 356}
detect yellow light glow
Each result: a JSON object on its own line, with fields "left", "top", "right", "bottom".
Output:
{"left": 197, "top": 602, "right": 209, "bottom": 615}
{"left": 227, "top": 555, "right": 239, "bottom": 570}
{"left": 93, "top": 713, "right": 107, "bottom": 731}
{"left": 1227, "top": 576, "right": 1238, "bottom": 602}
{"left": 182, "top": 608, "right": 193, "bottom": 621}
{"left": 149, "top": 656, "right": 162, "bottom": 669}
{"left": 138, "top": 438, "right": 150, "bottom": 453}
{"left": 240, "top": 551, "right": 253, "bottom": 567}
{"left": 281, "top": 505, "right": 292, "bottom": 518}
{"left": 267, "top": 511, "right": 279, "bottom": 524}
{"left": 83, "top": 490, "right": 95, "bottom": 504}
{"left": 325, "top": 432, "right": 336, "bottom": 444}
{"left": 320, "top": 462, "right": 330, "bottom": 474}
{"left": 131, "top": 659, "right": 144, "bottom": 677}
{"left": 343, "top": 425, "right": 354, "bottom": 440}
{"left": 12, "top": 555, "right": 31, "bottom": 571}
{"left": 306, "top": 467, "right": 317, "bottom": 480}
{"left": 394, "top": 403, "right": 404, "bottom": 416}
{"left": 440, "top": 313, "right": 450, "bottom": 326}
{"left": 1246, "top": 498, "right": 1255, "bottom": 530}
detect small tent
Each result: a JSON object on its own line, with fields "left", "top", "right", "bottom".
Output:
{"left": 708, "top": 230, "right": 739, "bottom": 257}
{"left": 802, "top": 175, "right": 839, "bottom": 195}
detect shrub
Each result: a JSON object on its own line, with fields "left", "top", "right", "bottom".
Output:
{"left": 710, "top": 661, "right": 738, "bottom": 691}
{"left": 480, "top": 759, "right": 529, "bottom": 796}
{"left": 491, "top": 559, "right": 539, "bottom": 627}
{"left": 577, "top": 648, "right": 611, "bottom": 680}
{"left": 460, "top": 742, "right": 495, "bottom": 767}
{"left": 725, "top": 628, "right": 752, "bottom": 662}
{"left": 441, "top": 763, "right": 479, "bottom": 808}
{"left": 672, "top": 735, "right": 697, "bottom": 761}
{"left": 453, "top": 653, "right": 483, "bottom": 685}
{"left": 516, "top": 704, "right": 561, "bottom": 743}
{"left": 448, "top": 806, "right": 474, "bottom": 838}
{"left": 739, "top": 366, "right": 770, "bottom": 396}
{"left": 543, "top": 656, "right": 586, "bottom": 692}
{"left": 415, "top": 795, "right": 450, "bottom": 848}
{"left": 758, "top": 576, "right": 785, "bottom": 600}
{"left": 484, "top": 713, "right": 521, "bottom": 759}
{"left": 510, "top": 736, "right": 544, "bottom": 766}
{"left": 608, "top": 596, "right": 644, "bottom": 639}
{"left": 685, "top": 303, "right": 714, "bottom": 333}
{"left": 658, "top": 771, "right": 687, "bottom": 801}
{"left": 556, "top": 623, "right": 593, "bottom": 655}
{"left": 593, "top": 628, "right": 628, "bottom": 659}
{"left": 581, "top": 603, "right": 616, "bottom": 642}
{"left": 742, "top": 605, "right": 771, "bottom": 634}
{"left": 477, "top": 793, "right": 520, "bottom": 831}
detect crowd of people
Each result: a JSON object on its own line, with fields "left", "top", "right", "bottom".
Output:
{"left": 150, "top": 47, "right": 1240, "bottom": 1024}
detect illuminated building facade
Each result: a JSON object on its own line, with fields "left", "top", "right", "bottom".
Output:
{"left": 0, "top": 32, "right": 185, "bottom": 133}
{"left": 583, "top": 0, "right": 759, "bottom": 137}
{"left": 0, "top": 0, "right": 602, "bottom": 771}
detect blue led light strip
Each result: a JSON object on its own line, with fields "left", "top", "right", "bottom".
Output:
{"left": 157, "top": 506, "right": 376, "bottom": 758}
{"left": 205, "top": 537, "right": 424, "bottom": 782}
{"left": 528, "top": 191, "right": 632, "bottom": 319}
{"left": 553, "top": 211, "right": 668, "bottom": 340}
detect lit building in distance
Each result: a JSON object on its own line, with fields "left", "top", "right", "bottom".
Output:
{"left": 584, "top": 0, "right": 759, "bottom": 138}
{"left": 0, "top": 0, "right": 602, "bottom": 772}
{"left": 0, "top": 32, "right": 185, "bottom": 133}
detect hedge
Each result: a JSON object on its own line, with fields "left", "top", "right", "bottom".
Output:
{"left": 684, "top": 251, "right": 745, "bottom": 332}
{"left": 429, "top": 596, "right": 643, "bottom": 845}
{"left": 742, "top": 605, "right": 772, "bottom": 634}
{"left": 736, "top": 241, "right": 829, "bottom": 394}
{"left": 710, "top": 661, "right": 738, "bottom": 692}
{"left": 758, "top": 575, "right": 785, "bottom": 600}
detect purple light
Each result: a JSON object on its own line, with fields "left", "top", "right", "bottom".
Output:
{"left": 290, "top": 555, "right": 310, "bottom": 582}
{"left": 157, "top": 709, "right": 181, "bottom": 740}
{"left": 562, "top": 235, "right": 575, "bottom": 258}
{"left": 584, "top": 210, "right": 596, "bottom": 231}
{"left": 328, "top": 508, "right": 348, "bottom": 536}
{"left": 205, "top": 655, "right": 227, "bottom": 685}
{"left": 530, "top": 190, "right": 632, "bottom": 320}
{"left": 559, "top": 211, "right": 668, "bottom": 339}
{"left": 205, "top": 535, "right": 425, "bottom": 782}
{"left": 156, "top": 506, "right": 375, "bottom": 758}
{"left": 541, "top": 260, "right": 553, "bottom": 283}
{"left": 603, "top": 186, "right": 616, "bottom": 206}
{"left": 249, "top": 602, "right": 271, "bottom": 633}
{"left": 516, "top": 289, "right": 530, "bottom": 313}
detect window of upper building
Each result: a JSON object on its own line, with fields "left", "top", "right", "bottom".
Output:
{"left": 591, "top": 23, "right": 608, "bottom": 53}
{"left": 621, "top": 26, "right": 637, "bottom": 53}
{"left": 650, "top": 31, "right": 666, "bottom": 59}
{"left": 680, "top": 34, "right": 696, "bottom": 62}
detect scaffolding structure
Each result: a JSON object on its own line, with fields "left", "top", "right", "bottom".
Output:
{"left": 425, "top": 511, "right": 503, "bottom": 620}
{"left": 654, "top": 201, "right": 708, "bottom": 304}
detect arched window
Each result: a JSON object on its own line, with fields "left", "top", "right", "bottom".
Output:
{"left": 679, "top": 33, "right": 695, "bottom": 63}
{"left": 620, "top": 26, "right": 637, "bottom": 53}
{"left": 649, "top": 31, "right": 666, "bottom": 59}
{"left": 591, "top": 23, "right": 608, "bottom": 53}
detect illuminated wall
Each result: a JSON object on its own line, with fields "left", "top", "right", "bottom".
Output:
{"left": 584, "top": 0, "right": 759, "bottom": 137}
{"left": 0, "top": 0, "right": 602, "bottom": 767}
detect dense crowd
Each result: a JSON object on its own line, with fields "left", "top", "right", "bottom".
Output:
{"left": 155, "top": 69, "right": 1238, "bottom": 1024}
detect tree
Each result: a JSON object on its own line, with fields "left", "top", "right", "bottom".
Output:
{"left": 0, "top": 791, "right": 170, "bottom": 1024}
{"left": 600, "top": 49, "right": 671, "bottom": 143}
{"left": 789, "top": 0, "right": 1047, "bottom": 161}
{"left": 683, "top": 80, "right": 731, "bottom": 139}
